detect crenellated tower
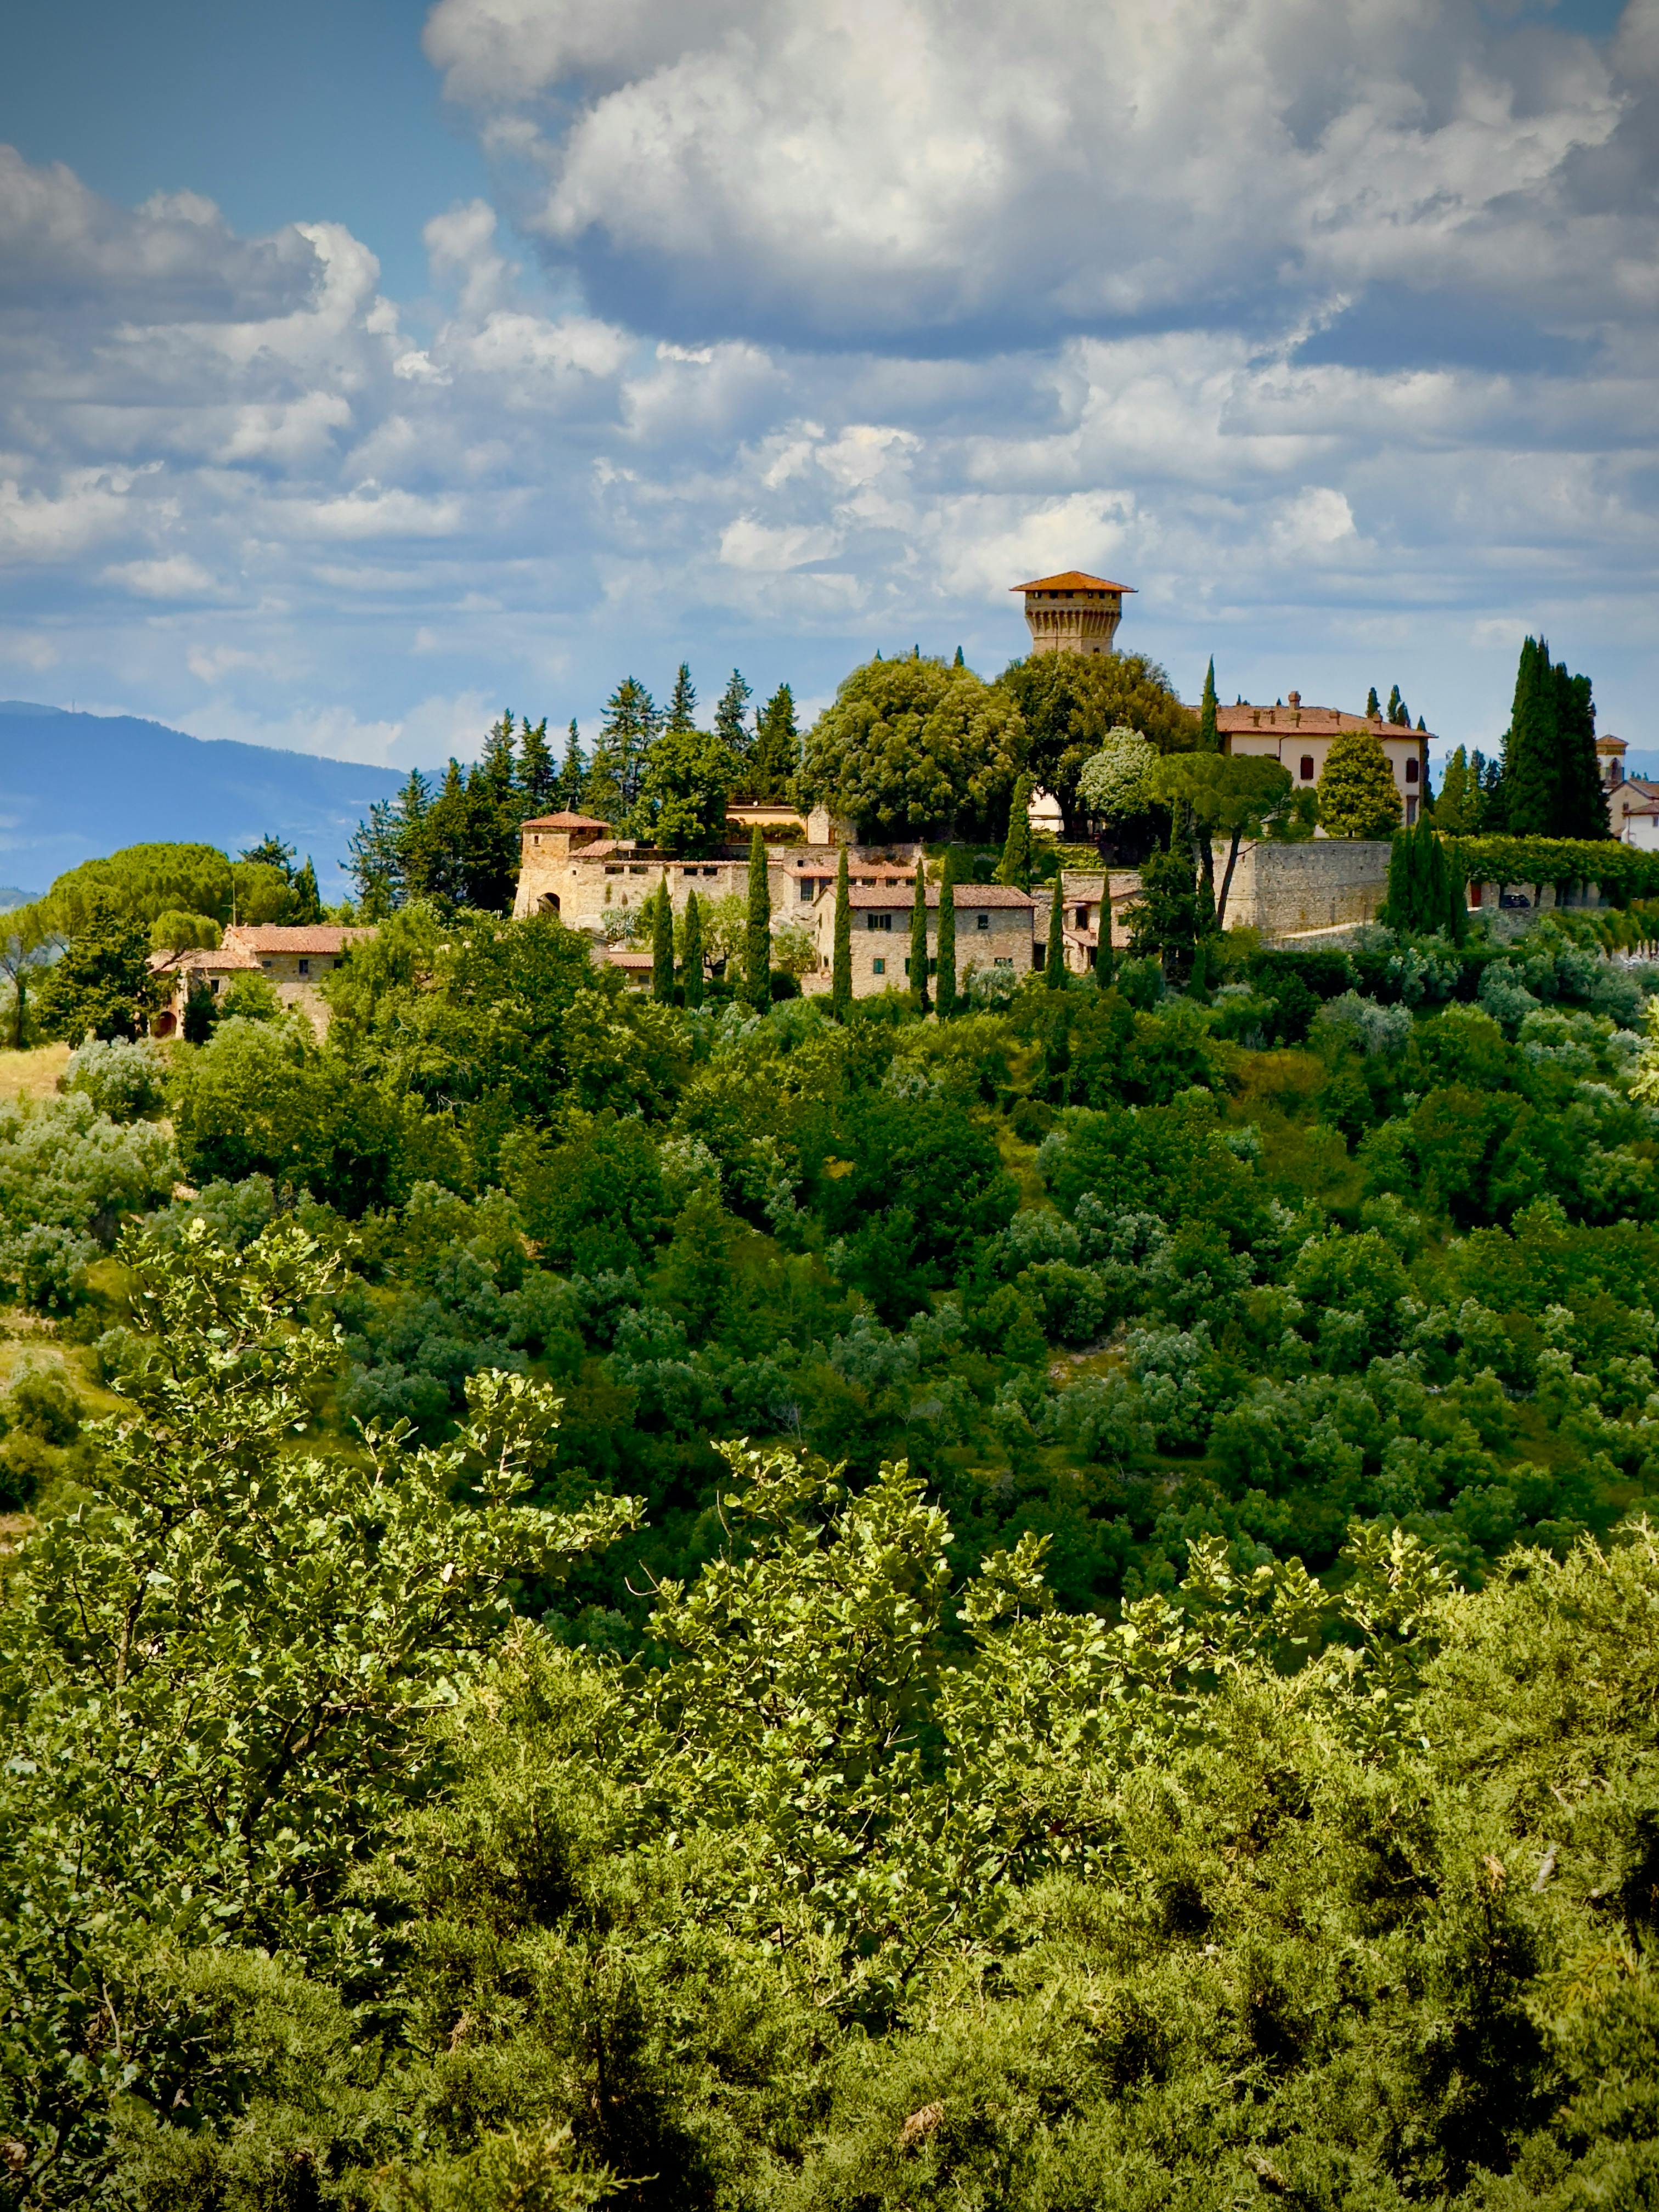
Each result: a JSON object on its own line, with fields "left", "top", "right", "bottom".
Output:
{"left": 1013, "top": 569, "right": 1135, "bottom": 656}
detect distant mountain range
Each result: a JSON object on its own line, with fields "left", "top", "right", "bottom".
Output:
{"left": 0, "top": 703, "right": 402, "bottom": 900}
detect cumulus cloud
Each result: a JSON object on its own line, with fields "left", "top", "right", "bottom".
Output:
{"left": 2, "top": 0, "right": 1658, "bottom": 779}
{"left": 424, "top": 0, "right": 1646, "bottom": 342}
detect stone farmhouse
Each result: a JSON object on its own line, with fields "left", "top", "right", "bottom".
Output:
{"left": 1218, "top": 693, "right": 1431, "bottom": 828}
{"left": 807, "top": 882, "right": 1037, "bottom": 992}
{"left": 150, "top": 923, "right": 375, "bottom": 1034}
{"left": 511, "top": 810, "right": 920, "bottom": 939}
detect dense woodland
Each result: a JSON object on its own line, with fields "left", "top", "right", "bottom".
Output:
{"left": 2, "top": 634, "right": 1658, "bottom": 2210}
{"left": 3, "top": 876, "right": 1659, "bottom": 2206}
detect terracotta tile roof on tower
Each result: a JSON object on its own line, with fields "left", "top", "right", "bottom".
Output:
{"left": 520, "top": 811, "right": 612, "bottom": 830}
{"left": 148, "top": 943, "right": 263, "bottom": 975}
{"left": 1011, "top": 571, "right": 1136, "bottom": 593}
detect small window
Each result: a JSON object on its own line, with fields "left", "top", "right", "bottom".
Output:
{"left": 1075, "top": 906, "right": 1088, "bottom": 928}
{"left": 994, "top": 957, "right": 1012, "bottom": 969}
{"left": 1405, "top": 757, "right": 1420, "bottom": 783}
{"left": 798, "top": 879, "right": 813, "bottom": 900}
{"left": 606, "top": 865, "right": 623, "bottom": 876}
{"left": 872, "top": 957, "right": 885, "bottom": 976}
{"left": 210, "top": 977, "right": 222, "bottom": 994}
{"left": 628, "top": 864, "right": 647, "bottom": 876}
{"left": 976, "top": 911, "right": 990, "bottom": 932}
{"left": 1406, "top": 795, "right": 1419, "bottom": 826}
{"left": 866, "top": 912, "right": 892, "bottom": 932}
{"left": 702, "top": 867, "right": 717, "bottom": 878}
{"left": 1300, "top": 754, "right": 1315, "bottom": 781}
{"left": 261, "top": 960, "right": 273, "bottom": 971}
{"left": 298, "top": 958, "right": 310, "bottom": 977}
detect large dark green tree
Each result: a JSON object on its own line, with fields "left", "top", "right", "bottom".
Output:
{"left": 750, "top": 683, "right": 799, "bottom": 800}
{"left": 714, "top": 669, "right": 752, "bottom": 762}
{"left": 996, "top": 651, "right": 1198, "bottom": 835}
{"left": 637, "top": 727, "right": 734, "bottom": 856}
{"left": 591, "top": 678, "right": 659, "bottom": 812}
{"left": 35, "top": 895, "right": 156, "bottom": 1045}
{"left": 1500, "top": 637, "right": 1606, "bottom": 839}
{"left": 664, "top": 663, "right": 698, "bottom": 735}
{"left": 518, "top": 716, "right": 558, "bottom": 815}
{"left": 798, "top": 657, "right": 1026, "bottom": 838}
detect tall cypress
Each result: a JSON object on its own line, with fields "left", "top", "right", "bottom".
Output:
{"left": 651, "top": 883, "right": 674, "bottom": 1003}
{"left": 1555, "top": 662, "right": 1609, "bottom": 840}
{"left": 997, "top": 775, "right": 1034, "bottom": 891}
{"left": 935, "top": 850, "right": 957, "bottom": 1018}
{"left": 909, "top": 862, "right": 930, "bottom": 1013}
{"left": 1096, "top": 879, "right": 1114, "bottom": 989}
{"left": 1502, "top": 636, "right": 1562, "bottom": 836}
{"left": 1365, "top": 686, "right": 1381, "bottom": 719}
{"left": 1199, "top": 657, "right": 1219, "bottom": 752}
{"left": 743, "top": 824, "right": 771, "bottom": 1011}
{"left": 1045, "top": 877, "right": 1065, "bottom": 989}
{"left": 681, "top": 889, "right": 704, "bottom": 1009}
{"left": 831, "top": 847, "right": 851, "bottom": 1022}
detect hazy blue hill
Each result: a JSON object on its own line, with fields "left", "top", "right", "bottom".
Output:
{"left": 0, "top": 702, "right": 402, "bottom": 898}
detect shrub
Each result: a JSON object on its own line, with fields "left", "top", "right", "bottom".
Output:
{"left": 62, "top": 1037, "right": 167, "bottom": 1122}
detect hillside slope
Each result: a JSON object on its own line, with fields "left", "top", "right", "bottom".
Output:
{"left": 0, "top": 703, "right": 401, "bottom": 899}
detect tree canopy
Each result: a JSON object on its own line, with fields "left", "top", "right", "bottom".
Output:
{"left": 798, "top": 656, "right": 1028, "bottom": 838}
{"left": 1318, "top": 727, "right": 1403, "bottom": 839}
{"left": 997, "top": 650, "right": 1198, "bottom": 834}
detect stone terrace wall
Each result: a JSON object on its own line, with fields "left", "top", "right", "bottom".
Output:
{"left": 1220, "top": 839, "right": 1391, "bottom": 940}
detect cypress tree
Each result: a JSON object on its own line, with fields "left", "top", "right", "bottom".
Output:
{"left": 560, "top": 720, "right": 587, "bottom": 810}
{"left": 681, "top": 889, "right": 704, "bottom": 1009}
{"left": 291, "top": 857, "right": 322, "bottom": 925}
{"left": 1365, "top": 686, "right": 1381, "bottom": 719}
{"left": 1385, "top": 826, "right": 1413, "bottom": 928}
{"left": 651, "top": 883, "right": 675, "bottom": 1003}
{"left": 1417, "top": 715, "right": 1427, "bottom": 733}
{"left": 909, "top": 862, "right": 930, "bottom": 1013}
{"left": 997, "top": 775, "right": 1034, "bottom": 891}
{"left": 743, "top": 824, "right": 771, "bottom": 1011}
{"left": 1045, "top": 877, "right": 1065, "bottom": 989}
{"left": 953, "top": 646, "right": 965, "bottom": 667}
{"left": 1387, "top": 685, "right": 1411, "bottom": 728}
{"left": 831, "top": 848, "right": 851, "bottom": 1022}
{"left": 1555, "top": 662, "right": 1609, "bottom": 840}
{"left": 935, "top": 850, "right": 957, "bottom": 1018}
{"left": 1199, "top": 657, "right": 1219, "bottom": 752}
{"left": 1502, "top": 636, "right": 1561, "bottom": 836}
{"left": 1096, "top": 880, "right": 1114, "bottom": 989}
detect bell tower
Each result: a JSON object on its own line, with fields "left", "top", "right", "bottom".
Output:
{"left": 1013, "top": 569, "right": 1135, "bottom": 656}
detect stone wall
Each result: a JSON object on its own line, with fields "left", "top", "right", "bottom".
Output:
{"left": 1217, "top": 838, "right": 1391, "bottom": 940}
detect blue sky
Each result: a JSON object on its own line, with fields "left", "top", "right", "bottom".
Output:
{"left": 1, "top": 0, "right": 1655, "bottom": 773}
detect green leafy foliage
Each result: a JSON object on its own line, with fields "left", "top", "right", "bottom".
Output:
{"left": 1318, "top": 727, "right": 1403, "bottom": 839}
{"left": 799, "top": 656, "right": 1028, "bottom": 838}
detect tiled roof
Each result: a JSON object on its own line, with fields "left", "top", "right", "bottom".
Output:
{"left": 1012, "top": 571, "right": 1135, "bottom": 594}
{"left": 223, "top": 925, "right": 375, "bottom": 955}
{"left": 149, "top": 943, "right": 263, "bottom": 974}
{"left": 842, "top": 884, "right": 1035, "bottom": 910}
{"left": 1218, "top": 704, "right": 1432, "bottom": 742}
{"left": 520, "top": 811, "right": 612, "bottom": 831}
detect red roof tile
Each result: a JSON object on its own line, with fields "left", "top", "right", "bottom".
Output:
{"left": 1012, "top": 571, "right": 1135, "bottom": 593}
{"left": 843, "top": 884, "right": 1035, "bottom": 910}
{"left": 223, "top": 925, "right": 376, "bottom": 955}
{"left": 520, "top": 811, "right": 612, "bottom": 831}
{"left": 1217, "top": 703, "right": 1434, "bottom": 741}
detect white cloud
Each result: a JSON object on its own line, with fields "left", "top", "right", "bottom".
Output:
{"left": 105, "top": 553, "right": 222, "bottom": 598}
{"left": 424, "top": 0, "right": 1642, "bottom": 338}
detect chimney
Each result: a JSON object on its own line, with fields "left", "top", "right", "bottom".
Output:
{"left": 1287, "top": 690, "right": 1301, "bottom": 707}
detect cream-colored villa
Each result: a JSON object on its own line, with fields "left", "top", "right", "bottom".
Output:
{"left": 1218, "top": 693, "right": 1432, "bottom": 829}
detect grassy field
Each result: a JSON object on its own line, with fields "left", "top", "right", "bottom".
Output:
{"left": 0, "top": 1044, "right": 70, "bottom": 1104}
